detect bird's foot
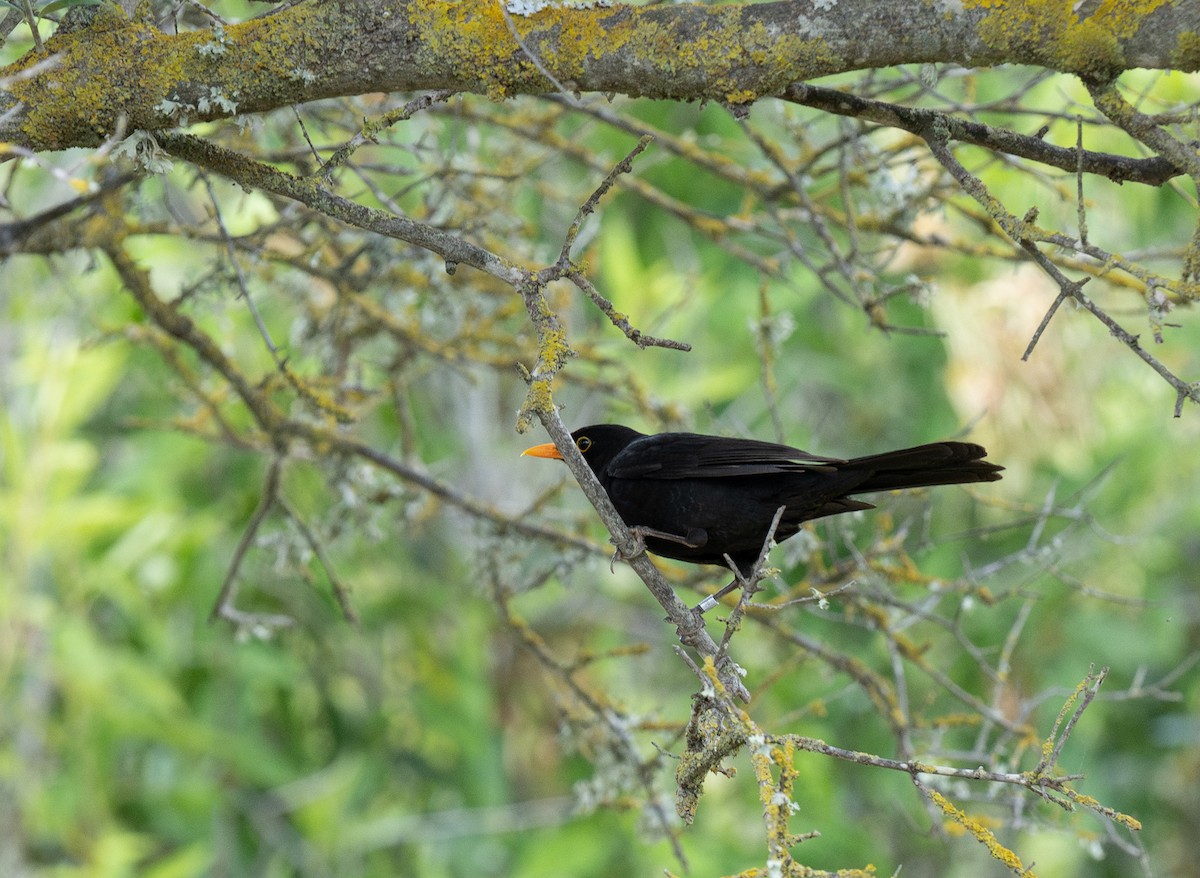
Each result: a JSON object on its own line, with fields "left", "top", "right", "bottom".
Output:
{"left": 610, "top": 525, "right": 651, "bottom": 572}
{"left": 610, "top": 524, "right": 706, "bottom": 572}
{"left": 674, "top": 606, "right": 708, "bottom": 639}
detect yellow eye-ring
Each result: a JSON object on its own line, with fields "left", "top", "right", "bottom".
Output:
{"left": 576, "top": 436, "right": 592, "bottom": 453}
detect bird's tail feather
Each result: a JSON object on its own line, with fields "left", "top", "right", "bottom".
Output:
{"left": 846, "top": 442, "right": 1004, "bottom": 493}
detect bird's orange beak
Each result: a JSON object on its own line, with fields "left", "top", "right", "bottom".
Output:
{"left": 521, "top": 442, "right": 564, "bottom": 459}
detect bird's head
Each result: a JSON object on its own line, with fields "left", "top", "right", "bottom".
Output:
{"left": 521, "top": 424, "right": 644, "bottom": 477}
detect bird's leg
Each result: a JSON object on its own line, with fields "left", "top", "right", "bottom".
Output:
{"left": 611, "top": 523, "right": 706, "bottom": 571}
{"left": 694, "top": 554, "right": 756, "bottom": 613}
{"left": 694, "top": 506, "right": 788, "bottom": 614}
{"left": 630, "top": 524, "right": 707, "bottom": 549}
{"left": 694, "top": 578, "right": 741, "bottom": 613}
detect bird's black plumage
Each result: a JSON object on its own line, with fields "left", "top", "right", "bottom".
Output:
{"left": 525, "top": 424, "right": 1003, "bottom": 576}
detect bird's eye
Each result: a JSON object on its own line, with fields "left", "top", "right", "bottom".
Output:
{"left": 576, "top": 436, "right": 592, "bottom": 453}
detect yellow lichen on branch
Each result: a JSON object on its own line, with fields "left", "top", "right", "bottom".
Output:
{"left": 3, "top": 0, "right": 1197, "bottom": 153}
{"left": 927, "top": 789, "right": 1037, "bottom": 877}
{"left": 966, "top": 0, "right": 1173, "bottom": 77}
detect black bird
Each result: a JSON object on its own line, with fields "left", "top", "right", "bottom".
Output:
{"left": 524, "top": 424, "right": 1003, "bottom": 609}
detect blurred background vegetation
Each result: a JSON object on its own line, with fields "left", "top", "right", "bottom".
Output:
{"left": 2, "top": 2, "right": 1199, "bottom": 876}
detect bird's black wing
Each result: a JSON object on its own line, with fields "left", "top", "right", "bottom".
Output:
{"left": 606, "top": 432, "right": 846, "bottom": 479}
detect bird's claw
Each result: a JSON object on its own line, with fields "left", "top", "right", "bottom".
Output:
{"left": 673, "top": 608, "right": 707, "bottom": 638}
{"left": 610, "top": 528, "right": 649, "bottom": 572}
{"left": 610, "top": 523, "right": 705, "bottom": 573}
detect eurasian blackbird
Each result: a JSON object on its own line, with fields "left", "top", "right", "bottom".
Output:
{"left": 524, "top": 424, "right": 1003, "bottom": 609}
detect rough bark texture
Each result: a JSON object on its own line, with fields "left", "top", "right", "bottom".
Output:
{"left": 2, "top": 0, "right": 1197, "bottom": 152}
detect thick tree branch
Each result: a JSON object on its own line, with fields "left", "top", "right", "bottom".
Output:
{"left": 3, "top": 0, "right": 1199, "bottom": 151}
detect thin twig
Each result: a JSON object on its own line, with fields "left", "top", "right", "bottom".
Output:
{"left": 546, "top": 135, "right": 692, "bottom": 352}
{"left": 501, "top": 6, "right": 578, "bottom": 104}
{"left": 922, "top": 124, "right": 1200, "bottom": 416}
{"left": 210, "top": 456, "right": 285, "bottom": 624}
{"left": 567, "top": 269, "right": 692, "bottom": 351}
{"left": 747, "top": 579, "right": 856, "bottom": 610}
{"left": 784, "top": 81, "right": 1183, "bottom": 186}
{"left": 1076, "top": 114, "right": 1088, "bottom": 247}
{"left": 320, "top": 91, "right": 454, "bottom": 177}
{"left": 1039, "top": 665, "right": 1108, "bottom": 774}
{"left": 716, "top": 505, "right": 786, "bottom": 662}
{"left": 1022, "top": 288, "right": 1072, "bottom": 361}
{"left": 18, "top": 0, "right": 42, "bottom": 53}
{"left": 556, "top": 135, "right": 654, "bottom": 264}
{"left": 277, "top": 497, "right": 360, "bottom": 625}
{"left": 793, "top": 734, "right": 1081, "bottom": 788}
{"left": 201, "top": 174, "right": 286, "bottom": 366}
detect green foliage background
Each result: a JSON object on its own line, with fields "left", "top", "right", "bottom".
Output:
{"left": 1, "top": 21, "right": 1199, "bottom": 877}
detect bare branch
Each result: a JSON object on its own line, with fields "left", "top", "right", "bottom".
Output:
{"left": 784, "top": 82, "right": 1184, "bottom": 186}
{"left": 209, "top": 455, "right": 290, "bottom": 627}
{"left": 922, "top": 124, "right": 1200, "bottom": 415}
